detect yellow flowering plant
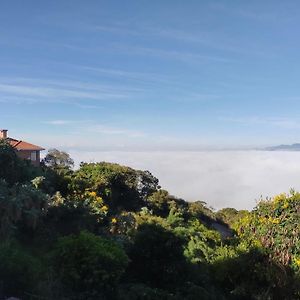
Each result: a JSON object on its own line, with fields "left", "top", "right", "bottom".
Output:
{"left": 234, "top": 191, "right": 300, "bottom": 270}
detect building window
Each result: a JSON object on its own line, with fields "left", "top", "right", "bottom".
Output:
{"left": 30, "top": 151, "right": 37, "bottom": 161}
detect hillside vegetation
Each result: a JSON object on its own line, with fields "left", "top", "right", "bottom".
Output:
{"left": 0, "top": 140, "right": 299, "bottom": 300}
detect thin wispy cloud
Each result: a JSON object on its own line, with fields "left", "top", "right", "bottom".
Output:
{"left": 79, "top": 66, "right": 173, "bottom": 85}
{"left": 0, "top": 77, "right": 143, "bottom": 93}
{"left": 45, "top": 21, "right": 238, "bottom": 64}
{"left": 115, "top": 44, "right": 234, "bottom": 64}
{"left": 152, "top": 28, "right": 273, "bottom": 58}
{"left": 89, "top": 24, "right": 140, "bottom": 36}
{"left": 0, "top": 78, "right": 142, "bottom": 104}
{"left": 75, "top": 103, "right": 102, "bottom": 109}
{"left": 44, "top": 120, "right": 75, "bottom": 125}
{"left": 77, "top": 20, "right": 272, "bottom": 59}
{"left": 222, "top": 116, "right": 300, "bottom": 130}
{"left": 89, "top": 125, "right": 145, "bottom": 138}
{"left": 0, "top": 83, "right": 127, "bottom": 102}
{"left": 210, "top": 2, "right": 294, "bottom": 23}
{"left": 44, "top": 120, "right": 146, "bottom": 139}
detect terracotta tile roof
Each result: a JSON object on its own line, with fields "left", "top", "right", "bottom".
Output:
{"left": 7, "top": 138, "right": 45, "bottom": 151}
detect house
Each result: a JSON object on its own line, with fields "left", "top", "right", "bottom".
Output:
{"left": 0, "top": 129, "right": 45, "bottom": 166}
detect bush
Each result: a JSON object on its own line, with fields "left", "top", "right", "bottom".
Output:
{"left": 234, "top": 191, "right": 300, "bottom": 272}
{"left": 118, "top": 283, "right": 179, "bottom": 300}
{"left": 0, "top": 241, "right": 42, "bottom": 298}
{"left": 0, "top": 181, "right": 49, "bottom": 239}
{"left": 127, "top": 223, "right": 188, "bottom": 290}
{"left": 212, "top": 247, "right": 298, "bottom": 299}
{"left": 51, "top": 231, "right": 128, "bottom": 299}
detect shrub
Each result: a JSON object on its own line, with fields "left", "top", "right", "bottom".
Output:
{"left": 127, "top": 223, "right": 188, "bottom": 290}
{"left": 118, "top": 283, "right": 179, "bottom": 300}
{"left": 51, "top": 231, "right": 128, "bottom": 298}
{"left": 0, "top": 241, "right": 42, "bottom": 298}
{"left": 0, "top": 181, "right": 49, "bottom": 238}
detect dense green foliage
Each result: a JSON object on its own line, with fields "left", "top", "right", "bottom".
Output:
{"left": 0, "top": 142, "right": 299, "bottom": 299}
{"left": 70, "top": 162, "right": 159, "bottom": 211}
{"left": 0, "top": 241, "right": 42, "bottom": 298}
{"left": 127, "top": 223, "right": 188, "bottom": 289}
{"left": 51, "top": 231, "right": 128, "bottom": 299}
{"left": 0, "top": 140, "right": 40, "bottom": 185}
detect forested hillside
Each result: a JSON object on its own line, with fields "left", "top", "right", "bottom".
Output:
{"left": 0, "top": 139, "right": 299, "bottom": 300}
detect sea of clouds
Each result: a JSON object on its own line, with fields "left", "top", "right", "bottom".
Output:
{"left": 69, "top": 150, "right": 300, "bottom": 211}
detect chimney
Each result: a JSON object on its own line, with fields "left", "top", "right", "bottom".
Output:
{"left": 0, "top": 129, "right": 8, "bottom": 139}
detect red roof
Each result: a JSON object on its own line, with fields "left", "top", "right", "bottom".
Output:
{"left": 7, "top": 138, "right": 45, "bottom": 151}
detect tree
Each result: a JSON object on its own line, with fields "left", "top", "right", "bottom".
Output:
{"left": 70, "top": 162, "right": 159, "bottom": 212}
{"left": 41, "top": 149, "right": 74, "bottom": 195}
{"left": 147, "top": 189, "right": 186, "bottom": 217}
{"left": 42, "top": 148, "right": 74, "bottom": 171}
{"left": 0, "top": 139, "right": 35, "bottom": 185}
{"left": 215, "top": 208, "right": 249, "bottom": 230}
{"left": 147, "top": 189, "right": 171, "bottom": 217}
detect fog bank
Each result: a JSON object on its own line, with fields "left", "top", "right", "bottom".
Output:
{"left": 69, "top": 151, "right": 300, "bottom": 210}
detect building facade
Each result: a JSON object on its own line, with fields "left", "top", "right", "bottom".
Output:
{"left": 0, "top": 129, "right": 45, "bottom": 166}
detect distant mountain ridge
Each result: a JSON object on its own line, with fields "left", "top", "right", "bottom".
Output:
{"left": 265, "top": 143, "right": 300, "bottom": 151}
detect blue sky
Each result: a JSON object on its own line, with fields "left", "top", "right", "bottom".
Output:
{"left": 2, "top": 0, "right": 300, "bottom": 151}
